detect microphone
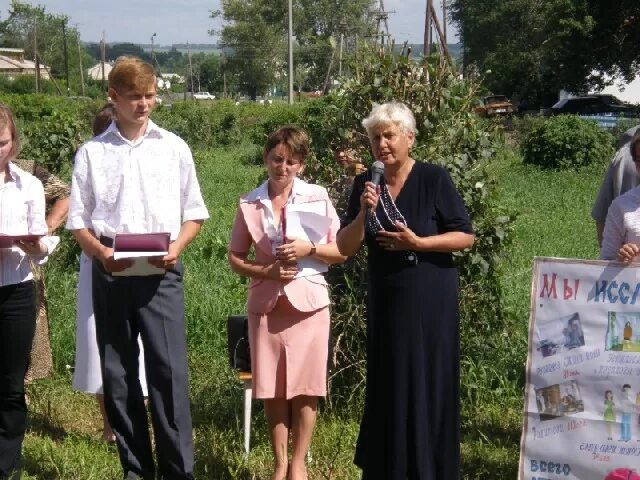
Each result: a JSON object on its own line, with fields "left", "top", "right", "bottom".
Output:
{"left": 371, "top": 160, "right": 385, "bottom": 187}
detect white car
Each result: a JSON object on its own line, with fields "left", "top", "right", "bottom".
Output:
{"left": 193, "top": 92, "right": 216, "bottom": 100}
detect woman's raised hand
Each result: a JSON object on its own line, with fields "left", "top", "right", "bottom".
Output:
{"left": 617, "top": 243, "right": 640, "bottom": 264}
{"left": 360, "top": 181, "right": 380, "bottom": 212}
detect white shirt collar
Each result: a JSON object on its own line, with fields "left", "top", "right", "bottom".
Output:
{"left": 6, "top": 160, "right": 25, "bottom": 183}
{"left": 101, "top": 118, "right": 164, "bottom": 144}
{"left": 244, "top": 177, "right": 312, "bottom": 203}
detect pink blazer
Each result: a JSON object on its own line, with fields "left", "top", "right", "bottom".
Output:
{"left": 229, "top": 181, "right": 340, "bottom": 315}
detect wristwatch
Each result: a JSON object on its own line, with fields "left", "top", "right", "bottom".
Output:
{"left": 308, "top": 241, "right": 316, "bottom": 256}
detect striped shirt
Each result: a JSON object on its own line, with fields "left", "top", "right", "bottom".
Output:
{"left": 0, "top": 162, "right": 51, "bottom": 287}
{"left": 600, "top": 186, "right": 640, "bottom": 260}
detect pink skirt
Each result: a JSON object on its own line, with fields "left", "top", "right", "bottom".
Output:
{"left": 248, "top": 295, "right": 330, "bottom": 399}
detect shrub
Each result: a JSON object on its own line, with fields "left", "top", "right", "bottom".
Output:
{"left": 610, "top": 118, "right": 640, "bottom": 148}
{"left": 0, "top": 94, "right": 99, "bottom": 176}
{"left": 152, "top": 100, "right": 307, "bottom": 151}
{"left": 521, "top": 115, "right": 614, "bottom": 169}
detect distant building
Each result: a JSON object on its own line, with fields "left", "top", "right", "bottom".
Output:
{"left": 87, "top": 62, "right": 113, "bottom": 81}
{"left": 0, "top": 48, "right": 50, "bottom": 79}
{"left": 159, "top": 73, "right": 185, "bottom": 84}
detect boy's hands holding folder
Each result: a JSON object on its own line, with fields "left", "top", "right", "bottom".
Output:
{"left": 98, "top": 246, "right": 133, "bottom": 273}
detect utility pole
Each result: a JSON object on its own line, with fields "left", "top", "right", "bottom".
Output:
{"left": 443, "top": 0, "right": 447, "bottom": 44}
{"left": 370, "top": 1, "right": 393, "bottom": 49}
{"left": 429, "top": 1, "right": 451, "bottom": 63}
{"left": 424, "top": 0, "right": 433, "bottom": 57}
{"left": 76, "top": 25, "right": 85, "bottom": 96}
{"left": 62, "top": 19, "right": 70, "bottom": 95}
{"left": 100, "top": 32, "right": 106, "bottom": 91}
{"left": 33, "top": 20, "right": 40, "bottom": 93}
{"left": 338, "top": 32, "right": 344, "bottom": 77}
{"left": 151, "top": 32, "right": 157, "bottom": 70}
{"left": 187, "top": 42, "right": 194, "bottom": 95}
{"left": 287, "top": 0, "right": 294, "bottom": 104}
{"left": 223, "top": 71, "right": 227, "bottom": 98}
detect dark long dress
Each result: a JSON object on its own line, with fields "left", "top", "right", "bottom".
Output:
{"left": 343, "top": 161, "right": 473, "bottom": 480}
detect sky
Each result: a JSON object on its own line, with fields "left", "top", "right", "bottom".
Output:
{"left": 0, "top": 0, "right": 458, "bottom": 46}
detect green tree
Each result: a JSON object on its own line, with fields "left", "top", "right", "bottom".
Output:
{"left": 212, "top": 0, "right": 375, "bottom": 97}
{"left": 195, "top": 53, "right": 224, "bottom": 94}
{"left": 293, "top": 0, "right": 376, "bottom": 90}
{"left": 212, "top": 0, "right": 287, "bottom": 99}
{"left": 451, "top": 0, "right": 640, "bottom": 106}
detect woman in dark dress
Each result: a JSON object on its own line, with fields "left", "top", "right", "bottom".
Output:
{"left": 337, "top": 102, "right": 475, "bottom": 480}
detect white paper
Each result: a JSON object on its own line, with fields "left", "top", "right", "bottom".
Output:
{"left": 112, "top": 257, "right": 166, "bottom": 277}
{"left": 286, "top": 201, "right": 331, "bottom": 244}
{"left": 113, "top": 250, "right": 169, "bottom": 260}
{"left": 284, "top": 201, "right": 332, "bottom": 277}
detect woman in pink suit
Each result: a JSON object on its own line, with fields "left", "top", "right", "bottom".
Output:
{"left": 228, "top": 126, "right": 346, "bottom": 480}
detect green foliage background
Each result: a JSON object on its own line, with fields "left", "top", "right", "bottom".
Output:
{"left": 521, "top": 115, "right": 614, "bottom": 169}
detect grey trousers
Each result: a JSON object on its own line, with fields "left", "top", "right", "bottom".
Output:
{"left": 92, "top": 259, "right": 194, "bottom": 480}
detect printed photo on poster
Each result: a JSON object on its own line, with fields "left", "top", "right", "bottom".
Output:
{"left": 535, "top": 379, "right": 585, "bottom": 421}
{"left": 536, "top": 312, "right": 586, "bottom": 358}
{"left": 606, "top": 312, "right": 640, "bottom": 353}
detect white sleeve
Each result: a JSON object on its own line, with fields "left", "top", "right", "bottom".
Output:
{"left": 66, "top": 147, "right": 95, "bottom": 230}
{"left": 179, "top": 143, "right": 209, "bottom": 222}
{"left": 600, "top": 201, "right": 626, "bottom": 260}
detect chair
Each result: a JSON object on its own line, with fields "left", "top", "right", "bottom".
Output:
{"left": 236, "top": 370, "right": 253, "bottom": 454}
{"left": 228, "top": 315, "right": 252, "bottom": 454}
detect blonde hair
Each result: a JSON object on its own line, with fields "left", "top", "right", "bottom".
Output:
{"left": 362, "top": 102, "right": 417, "bottom": 137}
{"left": 0, "top": 104, "right": 19, "bottom": 159}
{"left": 108, "top": 56, "right": 156, "bottom": 93}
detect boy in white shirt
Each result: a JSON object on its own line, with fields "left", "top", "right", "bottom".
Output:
{"left": 67, "top": 56, "right": 209, "bottom": 480}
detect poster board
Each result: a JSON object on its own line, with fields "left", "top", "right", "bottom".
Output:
{"left": 520, "top": 257, "right": 640, "bottom": 480}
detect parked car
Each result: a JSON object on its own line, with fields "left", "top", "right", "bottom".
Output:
{"left": 474, "top": 95, "right": 515, "bottom": 117}
{"left": 192, "top": 91, "right": 216, "bottom": 100}
{"left": 549, "top": 94, "right": 639, "bottom": 117}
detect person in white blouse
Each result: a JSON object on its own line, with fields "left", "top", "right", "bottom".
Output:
{"left": 600, "top": 131, "right": 640, "bottom": 263}
{"left": 66, "top": 57, "right": 209, "bottom": 480}
{"left": 0, "top": 104, "right": 56, "bottom": 480}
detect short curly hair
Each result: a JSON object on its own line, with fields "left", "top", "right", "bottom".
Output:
{"left": 263, "top": 126, "right": 310, "bottom": 161}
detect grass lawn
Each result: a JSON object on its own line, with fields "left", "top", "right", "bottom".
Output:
{"left": 22, "top": 138, "right": 608, "bottom": 479}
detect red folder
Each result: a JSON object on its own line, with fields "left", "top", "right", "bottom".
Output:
{"left": 113, "top": 232, "right": 170, "bottom": 253}
{"left": 0, "top": 234, "right": 43, "bottom": 249}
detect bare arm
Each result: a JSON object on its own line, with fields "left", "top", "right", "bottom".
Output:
{"left": 336, "top": 180, "right": 379, "bottom": 257}
{"left": 71, "top": 228, "right": 131, "bottom": 273}
{"left": 336, "top": 209, "right": 366, "bottom": 257}
{"left": 276, "top": 239, "right": 347, "bottom": 265}
{"left": 414, "top": 231, "right": 475, "bottom": 252}
{"left": 149, "top": 220, "right": 204, "bottom": 269}
{"left": 46, "top": 196, "right": 70, "bottom": 233}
